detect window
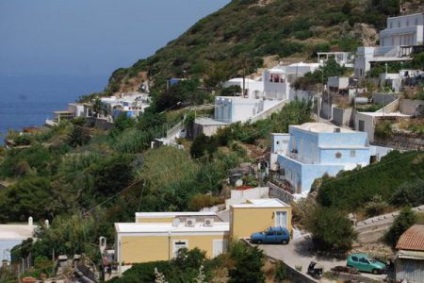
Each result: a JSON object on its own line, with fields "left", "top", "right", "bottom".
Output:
{"left": 352, "top": 256, "right": 358, "bottom": 262}
{"left": 359, "top": 120, "right": 365, "bottom": 131}
{"left": 350, "top": 150, "right": 356, "bottom": 157}
{"left": 359, "top": 258, "right": 369, "bottom": 264}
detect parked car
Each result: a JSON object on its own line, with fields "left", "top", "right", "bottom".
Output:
{"left": 250, "top": 226, "right": 290, "bottom": 244}
{"left": 346, "top": 253, "right": 386, "bottom": 274}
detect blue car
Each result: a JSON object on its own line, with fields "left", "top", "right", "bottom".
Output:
{"left": 250, "top": 227, "right": 290, "bottom": 244}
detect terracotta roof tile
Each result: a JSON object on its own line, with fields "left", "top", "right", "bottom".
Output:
{"left": 396, "top": 224, "right": 424, "bottom": 251}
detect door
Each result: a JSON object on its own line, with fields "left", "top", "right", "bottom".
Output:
{"left": 275, "top": 211, "right": 287, "bottom": 228}
{"left": 264, "top": 230, "right": 277, "bottom": 244}
{"left": 172, "top": 240, "right": 188, "bottom": 258}
{"left": 213, "top": 239, "right": 228, "bottom": 257}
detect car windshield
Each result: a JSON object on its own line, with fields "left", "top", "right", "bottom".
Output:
{"left": 369, "top": 259, "right": 378, "bottom": 263}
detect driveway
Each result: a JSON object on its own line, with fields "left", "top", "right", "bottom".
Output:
{"left": 257, "top": 235, "right": 387, "bottom": 282}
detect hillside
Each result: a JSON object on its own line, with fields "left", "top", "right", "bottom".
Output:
{"left": 104, "top": 0, "right": 424, "bottom": 94}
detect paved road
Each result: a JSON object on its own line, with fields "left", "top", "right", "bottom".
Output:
{"left": 257, "top": 235, "right": 387, "bottom": 282}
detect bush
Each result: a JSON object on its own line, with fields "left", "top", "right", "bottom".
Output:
{"left": 385, "top": 207, "right": 416, "bottom": 247}
{"left": 305, "top": 205, "right": 357, "bottom": 252}
{"left": 228, "top": 242, "right": 265, "bottom": 283}
{"left": 390, "top": 179, "right": 424, "bottom": 207}
{"left": 363, "top": 195, "right": 389, "bottom": 217}
{"left": 375, "top": 120, "right": 393, "bottom": 138}
{"left": 188, "top": 194, "right": 223, "bottom": 211}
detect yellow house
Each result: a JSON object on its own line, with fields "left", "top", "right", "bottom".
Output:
{"left": 115, "top": 212, "right": 229, "bottom": 266}
{"left": 114, "top": 198, "right": 292, "bottom": 269}
{"left": 230, "top": 198, "right": 292, "bottom": 240}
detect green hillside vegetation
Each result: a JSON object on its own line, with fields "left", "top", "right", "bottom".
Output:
{"left": 105, "top": 0, "right": 403, "bottom": 95}
{"left": 0, "top": 98, "right": 312, "bottom": 276}
{"left": 317, "top": 150, "right": 424, "bottom": 212}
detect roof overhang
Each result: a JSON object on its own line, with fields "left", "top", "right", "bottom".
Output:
{"left": 397, "top": 250, "right": 424, "bottom": 260}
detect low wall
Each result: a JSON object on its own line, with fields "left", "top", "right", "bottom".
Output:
{"left": 249, "top": 100, "right": 287, "bottom": 123}
{"left": 399, "top": 98, "right": 424, "bottom": 115}
{"left": 225, "top": 187, "right": 270, "bottom": 209}
{"left": 374, "top": 133, "right": 424, "bottom": 150}
{"left": 268, "top": 182, "right": 294, "bottom": 204}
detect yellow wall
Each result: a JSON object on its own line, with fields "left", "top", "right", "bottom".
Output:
{"left": 119, "top": 233, "right": 229, "bottom": 264}
{"left": 230, "top": 206, "right": 292, "bottom": 240}
{"left": 135, "top": 217, "right": 175, "bottom": 223}
{"left": 120, "top": 236, "right": 169, "bottom": 263}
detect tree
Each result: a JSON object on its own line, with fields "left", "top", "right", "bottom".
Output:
{"left": 67, "top": 125, "right": 91, "bottom": 147}
{"left": 411, "top": 52, "right": 424, "bottom": 70}
{"left": 385, "top": 206, "right": 417, "bottom": 247}
{"left": 190, "top": 134, "right": 217, "bottom": 159}
{"left": 304, "top": 205, "right": 357, "bottom": 252}
{"left": 228, "top": 242, "right": 265, "bottom": 283}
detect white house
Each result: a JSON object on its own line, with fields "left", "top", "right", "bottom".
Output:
{"left": 317, "top": 52, "right": 354, "bottom": 68}
{"left": 0, "top": 218, "right": 37, "bottom": 266}
{"left": 354, "top": 13, "right": 422, "bottom": 78}
{"left": 214, "top": 97, "right": 281, "bottom": 123}
{"left": 222, "top": 62, "right": 321, "bottom": 102}
{"left": 101, "top": 93, "right": 150, "bottom": 119}
{"left": 380, "top": 13, "right": 424, "bottom": 48}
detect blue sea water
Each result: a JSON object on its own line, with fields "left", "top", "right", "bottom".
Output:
{"left": 0, "top": 74, "right": 107, "bottom": 145}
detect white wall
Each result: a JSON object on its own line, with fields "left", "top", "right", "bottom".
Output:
{"left": 355, "top": 112, "right": 375, "bottom": 142}
{"left": 225, "top": 187, "right": 269, "bottom": 209}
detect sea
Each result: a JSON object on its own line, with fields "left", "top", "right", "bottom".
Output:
{"left": 0, "top": 74, "right": 107, "bottom": 146}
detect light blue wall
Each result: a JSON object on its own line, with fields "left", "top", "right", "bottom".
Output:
{"left": 0, "top": 240, "right": 22, "bottom": 263}
{"left": 277, "top": 125, "right": 371, "bottom": 193}
{"left": 320, "top": 148, "right": 370, "bottom": 165}
{"left": 278, "top": 155, "right": 344, "bottom": 194}
{"left": 317, "top": 132, "right": 369, "bottom": 147}
{"left": 301, "top": 163, "right": 344, "bottom": 193}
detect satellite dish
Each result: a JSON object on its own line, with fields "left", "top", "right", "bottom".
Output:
{"left": 235, "top": 179, "right": 243, "bottom": 187}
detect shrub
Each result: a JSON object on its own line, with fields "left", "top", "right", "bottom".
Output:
{"left": 305, "top": 205, "right": 357, "bottom": 252}
{"left": 374, "top": 120, "right": 393, "bottom": 138}
{"left": 188, "top": 194, "right": 223, "bottom": 211}
{"left": 363, "top": 195, "right": 389, "bottom": 217}
{"left": 385, "top": 207, "right": 416, "bottom": 247}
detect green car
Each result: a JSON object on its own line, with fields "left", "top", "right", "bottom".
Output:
{"left": 346, "top": 253, "right": 386, "bottom": 274}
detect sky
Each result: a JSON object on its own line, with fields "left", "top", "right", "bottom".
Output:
{"left": 0, "top": 0, "right": 230, "bottom": 77}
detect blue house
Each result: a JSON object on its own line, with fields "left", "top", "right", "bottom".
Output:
{"left": 274, "top": 122, "right": 371, "bottom": 195}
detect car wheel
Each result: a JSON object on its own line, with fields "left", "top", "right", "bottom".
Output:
{"left": 257, "top": 240, "right": 262, "bottom": 244}
{"left": 372, "top": 269, "right": 379, "bottom": 274}
{"left": 281, "top": 239, "right": 288, "bottom": 245}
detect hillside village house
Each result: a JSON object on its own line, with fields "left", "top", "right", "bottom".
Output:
{"left": 214, "top": 97, "right": 281, "bottom": 123}
{"left": 222, "top": 62, "right": 320, "bottom": 101}
{"left": 0, "top": 217, "right": 36, "bottom": 266}
{"left": 395, "top": 224, "right": 424, "bottom": 283}
{"left": 45, "top": 92, "right": 150, "bottom": 127}
{"left": 354, "top": 12, "right": 423, "bottom": 78}
{"left": 194, "top": 62, "right": 320, "bottom": 137}
{"left": 113, "top": 198, "right": 291, "bottom": 272}
{"left": 270, "top": 122, "right": 373, "bottom": 195}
